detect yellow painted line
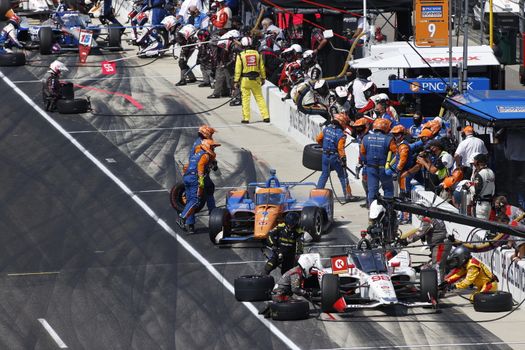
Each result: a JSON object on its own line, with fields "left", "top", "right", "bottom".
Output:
{"left": 7, "top": 271, "right": 61, "bottom": 277}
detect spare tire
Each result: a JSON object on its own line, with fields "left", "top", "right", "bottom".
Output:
{"left": 474, "top": 291, "right": 513, "bottom": 312}
{"left": 57, "top": 98, "right": 90, "bottom": 114}
{"left": 39, "top": 27, "right": 53, "bottom": 55}
{"left": 271, "top": 299, "right": 310, "bottom": 321}
{"left": 0, "top": 52, "right": 25, "bottom": 66}
{"left": 169, "top": 183, "right": 206, "bottom": 213}
{"left": 234, "top": 275, "right": 274, "bottom": 302}
{"left": 107, "top": 23, "right": 121, "bottom": 51}
{"left": 303, "top": 143, "right": 322, "bottom": 171}
{"left": 321, "top": 274, "right": 341, "bottom": 313}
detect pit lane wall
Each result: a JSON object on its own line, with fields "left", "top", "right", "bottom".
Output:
{"left": 250, "top": 82, "right": 361, "bottom": 171}
{"left": 250, "top": 84, "right": 525, "bottom": 303}
{"left": 412, "top": 188, "right": 525, "bottom": 303}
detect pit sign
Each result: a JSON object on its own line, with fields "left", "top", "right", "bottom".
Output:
{"left": 331, "top": 255, "right": 349, "bottom": 274}
{"left": 414, "top": 0, "right": 449, "bottom": 47}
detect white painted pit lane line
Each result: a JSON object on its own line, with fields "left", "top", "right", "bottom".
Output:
{"left": 210, "top": 260, "right": 266, "bottom": 266}
{"left": 67, "top": 124, "right": 245, "bottom": 134}
{"left": 38, "top": 319, "right": 68, "bottom": 349}
{"left": 312, "top": 341, "right": 525, "bottom": 349}
{"left": 0, "top": 71, "right": 301, "bottom": 350}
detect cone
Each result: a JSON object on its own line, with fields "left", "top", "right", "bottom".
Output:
{"left": 332, "top": 297, "right": 347, "bottom": 313}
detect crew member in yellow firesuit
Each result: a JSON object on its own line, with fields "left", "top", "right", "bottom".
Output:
{"left": 440, "top": 245, "right": 498, "bottom": 301}
{"left": 233, "top": 36, "right": 270, "bottom": 124}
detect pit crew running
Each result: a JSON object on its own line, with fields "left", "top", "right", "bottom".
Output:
{"left": 178, "top": 139, "right": 221, "bottom": 234}
{"left": 360, "top": 118, "right": 397, "bottom": 203}
{"left": 233, "top": 36, "right": 270, "bottom": 123}
{"left": 259, "top": 254, "right": 321, "bottom": 318}
{"left": 263, "top": 212, "right": 305, "bottom": 275}
{"left": 0, "top": 14, "right": 23, "bottom": 54}
{"left": 441, "top": 245, "right": 498, "bottom": 301}
{"left": 42, "top": 60, "right": 68, "bottom": 112}
{"left": 316, "top": 113, "right": 359, "bottom": 203}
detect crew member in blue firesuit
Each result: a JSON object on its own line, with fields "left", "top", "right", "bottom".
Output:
{"left": 360, "top": 118, "right": 398, "bottom": 203}
{"left": 316, "top": 113, "right": 359, "bottom": 202}
{"left": 178, "top": 139, "right": 221, "bottom": 233}
{"left": 0, "top": 14, "right": 23, "bottom": 54}
{"left": 141, "top": 0, "right": 167, "bottom": 28}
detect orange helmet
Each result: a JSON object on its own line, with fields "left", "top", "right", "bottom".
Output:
{"left": 390, "top": 125, "right": 405, "bottom": 134}
{"left": 354, "top": 117, "right": 369, "bottom": 127}
{"left": 198, "top": 125, "right": 216, "bottom": 139}
{"left": 333, "top": 113, "right": 350, "bottom": 128}
{"left": 200, "top": 139, "right": 221, "bottom": 155}
{"left": 443, "top": 176, "right": 456, "bottom": 189}
{"left": 372, "top": 118, "right": 391, "bottom": 133}
{"left": 418, "top": 128, "right": 433, "bottom": 138}
{"left": 463, "top": 125, "right": 474, "bottom": 135}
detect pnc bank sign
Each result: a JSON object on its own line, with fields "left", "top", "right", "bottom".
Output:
{"left": 389, "top": 77, "right": 490, "bottom": 94}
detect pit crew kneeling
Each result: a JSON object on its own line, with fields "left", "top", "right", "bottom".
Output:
{"left": 259, "top": 254, "right": 321, "bottom": 318}
{"left": 439, "top": 245, "right": 498, "bottom": 301}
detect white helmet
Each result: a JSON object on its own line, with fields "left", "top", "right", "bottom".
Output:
{"left": 302, "top": 49, "right": 314, "bottom": 59}
{"left": 298, "top": 253, "right": 320, "bottom": 277}
{"left": 368, "top": 200, "right": 385, "bottom": 220}
{"left": 313, "top": 79, "right": 326, "bottom": 90}
{"left": 49, "top": 60, "right": 68, "bottom": 74}
{"left": 335, "top": 85, "right": 348, "bottom": 98}
{"left": 433, "top": 116, "right": 443, "bottom": 125}
{"left": 178, "top": 24, "right": 196, "bottom": 40}
{"left": 290, "top": 43, "right": 302, "bottom": 54}
{"left": 161, "top": 15, "right": 177, "bottom": 31}
{"left": 240, "top": 36, "right": 252, "bottom": 47}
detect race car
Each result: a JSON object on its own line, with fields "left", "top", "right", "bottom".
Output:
{"left": 209, "top": 169, "right": 334, "bottom": 245}
{"left": 18, "top": 10, "right": 121, "bottom": 54}
{"left": 311, "top": 239, "right": 439, "bottom": 313}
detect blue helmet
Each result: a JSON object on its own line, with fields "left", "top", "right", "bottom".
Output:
{"left": 285, "top": 212, "right": 300, "bottom": 229}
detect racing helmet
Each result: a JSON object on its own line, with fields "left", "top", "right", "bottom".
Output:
{"left": 335, "top": 85, "right": 348, "bottom": 99}
{"left": 462, "top": 125, "right": 474, "bottom": 135}
{"left": 290, "top": 43, "right": 303, "bottom": 54}
{"left": 284, "top": 212, "right": 300, "bottom": 229}
{"left": 8, "top": 14, "right": 21, "bottom": 28}
{"left": 446, "top": 245, "right": 471, "bottom": 269}
{"left": 178, "top": 24, "right": 196, "bottom": 42}
{"left": 313, "top": 79, "right": 329, "bottom": 96}
{"left": 333, "top": 113, "right": 350, "bottom": 128}
{"left": 390, "top": 124, "right": 405, "bottom": 135}
{"left": 49, "top": 60, "right": 68, "bottom": 74}
{"left": 161, "top": 15, "right": 177, "bottom": 32}
{"left": 302, "top": 49, "right": 316, "bottom": 66}
{"left": 240, "top": 36, "right": 253, "bottom": 48}
{"left": 298, "top": 254, "right": 320, "bottom": 277}
{"left": 198, "top": 125, "right": 216, "bottom": 139}
{"left": 200, "top": 139, "right": 221, "bottom": 156}
{"left": 197, "top": 28, "right": 210, "bottom": 42}
{"left": 442, "top": 176, "right": 456, "bottom": 190}
{"left": 372, "top": 118, "right": 391, "bottom": 134}
{"left": 354, "top": 117, "right": 369, "bottom": 128}
{"left": 418, "top": 128, "right": 433, "bottom": 139}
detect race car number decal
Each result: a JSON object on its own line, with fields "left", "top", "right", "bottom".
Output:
{"left": 245, "top": 54, "right": 257, "bottom": 67}
{"left": 79, "top": 30, "right": 93, "bottom": 46}
{"left": 371, "top": 275, "right": 390, "bottom": 282}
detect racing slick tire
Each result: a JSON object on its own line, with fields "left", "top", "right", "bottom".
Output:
{"left": 0, "top": 52, "right": 26, "bottom": 66}
{"left": 0, "top": 0, "right": 10, "bottom": 19}
{"left": 169, "top": 183, "right": 205, "bottom": 213}
{"left": 302, "top": 143, "right": 323, "bottom": 171}
{"left": 39, "top": 27, "right": 53, "bottom": 55}
{"left": 271, "top": 299, "right": 310, "bottom": 321}
{"left": 234, "top": 275, "right": 274, "bottom": 302}
{"left": 57, "top": 98, "right": 90, "bottom": 114}
{"left": 419, "top": 269, "right": 439, "bottom": 303}
{"left": 208, "top": 208, "right": 231, "bottom": 244}
{"left": 301, "top": 206, "right": 323, "bottom": 242}
{"left": 473, "top": 291, "right": 513, "bottom": 312}
{"left": 321, "top": 274, "right": 341, "bottom": 313}
{"left": 108, "top": 24, "right": 122, "bottom": 51}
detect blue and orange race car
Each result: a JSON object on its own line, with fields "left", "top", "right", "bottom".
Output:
{"left": 208, "top": 170, "right": 334, "bottom": 245}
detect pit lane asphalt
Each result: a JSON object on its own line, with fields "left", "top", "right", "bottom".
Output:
{"left": 0, "top": 48, "right": 513, "bottom": 349}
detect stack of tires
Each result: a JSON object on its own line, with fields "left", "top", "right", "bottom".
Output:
{"left": 56, "top": 82, "right": 91, "bottom": 114}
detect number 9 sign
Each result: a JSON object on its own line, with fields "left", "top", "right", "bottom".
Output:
{"left": 414, "top": 0, "right": 449, "bottom": 47}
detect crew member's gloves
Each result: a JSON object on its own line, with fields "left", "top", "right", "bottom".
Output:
{"left": 448, "top": 283, "right": 456, "bottom": 291}
{"left": 438, "top": 281, "right": 448, "bottom": 290}
{"left": 260, "top": 78, "right": 265, "bottom": 86}
{"left": 277, "top": 252, "right": 283, "bottom": 262}
{"left": 212, "top": 160, "right": 219, "bottom": 171}
{"left": 385, "top": 168, "right": 394, "bottom": 177}
{"left": 197, "top": 176, "right": 205, "bottom": 196}
{"left": 396, "top": 238, "right": 408, "bottom": 247}
{"left": 341, "top": 156, "right": 347, "bottom": 168}
{"left": 234, "top": 82, "right": 240, "bottom": 89}
{"left": 447, "top": 234, "right": 456, "bottom": 243}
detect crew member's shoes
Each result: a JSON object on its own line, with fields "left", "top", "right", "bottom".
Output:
{"left": 258, "top": 303, "right": 272, "bottom": 318}
{"left": 187, "top": 78, "right": 197, "bottom": 84}
{"left": 187, "top": 224, "right": 195, "bottom": 234}
{"left": 345, "top": 196, "right": 364, "bottom": 203}
{"left": 198, "top": 82, "right": 211, "bottom": 87}
{"left": 175, "top": 80, "right": 187, "bottom": 86}
{"left": 229, "top": 99, "right": 241, "bottom": 106}
{"left": 176, "top": 216, "right": 186, "bottom": 230}
{"left": 207, "top": 94, "right": 221, "bottom": 99}
{"left": 241, "top": 120, "right": 249, "bottom": 124}
{"left": 221, "top": 92, "right": 231, "bottom": 97}
{"left": 263, "top": 118, "right": 270, "bottom": 123}
{"left": 360, "top": 203, "right": 368, "bottom": 208}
